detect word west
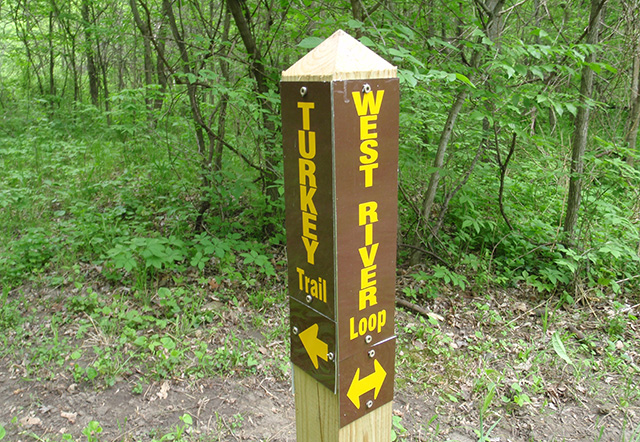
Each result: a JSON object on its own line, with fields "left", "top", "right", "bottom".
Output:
{"left": 352, "top": 89, "right": 385, "bottom": 188}
{"left": 297, "top": 102, "right": 319, "bottom": 265}
{"left": 350, "top": 201, "right": 387, "bottom": 339}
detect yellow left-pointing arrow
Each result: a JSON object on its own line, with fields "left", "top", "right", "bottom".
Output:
{"left": 298, "top": 323, "right": 328, "bottom": 369}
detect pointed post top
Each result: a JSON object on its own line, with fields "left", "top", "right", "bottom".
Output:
{"left": 282, "top": 30, "right": 397, "bottom": 82}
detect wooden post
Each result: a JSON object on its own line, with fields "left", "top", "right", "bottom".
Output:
{"left": 281, "top": 30, "right": 399, "bottom": 441}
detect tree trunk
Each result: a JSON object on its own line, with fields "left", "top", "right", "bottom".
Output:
{"left": 350, "top": 0, "right": 364, "bottom": 37}
{"left": 563, "top": 0, "right": 604, "bottom": 241}
{"left": 129, "top": 0, "right": 154, "bottom": 109}
{"left": 48, "top": 9, "right": 55, "bottom": 101}
{"left": 81, "top": 0, "right": 99, "bottom": 107}
{"left": 214, "top": 8, "right": 232, "bottom": 173}
{"left": 97, "top": 39, "right": 110, "bottom": 117}
{"left": 12, "top": 1, "right": 45, "bottom": 95}
{"left": 421, "top": 89, "right": 467, "bottom": 222}
{"left": 51, "top": 0, "right": 80, "bottom": 102}
{"left": 625, "top": 92, "right": 640, "bottom": 167}
{"left": 420, "top": 0, "right": 505, "bottom": 226}
{"left": 155, "top": 21, "right": 168, "bottom": 109}
{"left": 162, "top": 0, "right": 206, "bottom": 155}
{"left": 625, "top": 1, "right": 640, "bottom": 166}
{"left": 226, "top": 0, "right": 279, "bottom": 202}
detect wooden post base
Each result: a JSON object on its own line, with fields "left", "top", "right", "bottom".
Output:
{"left": 293, "top": 365, "right": 392, "bottom": 442}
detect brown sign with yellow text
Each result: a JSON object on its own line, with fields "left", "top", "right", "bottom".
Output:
{"left": 283, "top": 78, "right": 398, "bottom": 426}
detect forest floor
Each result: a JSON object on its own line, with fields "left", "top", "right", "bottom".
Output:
{"left": 1, "top": 265, "right": 639, "bottom": 442}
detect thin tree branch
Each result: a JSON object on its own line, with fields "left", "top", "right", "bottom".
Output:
{"left": 432, "top": 132, "right": 488, "bottom": 237}
{"left": 396, "top": 298, "right": 443, "bottom": 322}
{"left": 497, "top": 132, "right": 517, "bottom": 231}
{"left": 398, "top": 244, "right": 453, "bottom": 269}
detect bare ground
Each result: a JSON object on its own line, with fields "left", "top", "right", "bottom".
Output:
{"left": 1, "top": 276, "right": 639, "bottom": 442}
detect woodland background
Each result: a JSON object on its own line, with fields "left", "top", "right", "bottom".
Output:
{"left": 2, "top": 0, "right": 640, "bottom": 298}
{"left": 1, "top": 0, "right": 640, "bottom": 440}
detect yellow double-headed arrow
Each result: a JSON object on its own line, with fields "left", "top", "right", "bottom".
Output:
{"left": 346, "top": 359, "right": 386, "bottom": 409}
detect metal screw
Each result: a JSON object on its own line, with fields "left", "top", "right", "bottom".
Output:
{"left": 362, "top": 83, "right": 372, "bottom": 94}
{"left": 300, "top": 86, "right": 308, "bottom": 96}
{"left": 365, "top": 335, "right": 372, "bottom": 344}
{"left": 292, "top": 326, "right": 299, "bottom": 335}
{"left": 327, "top": 352, "right": 334, "bottom": 361}
{"left": 368, "top": 349, "right": 375, "bottom": 358}
{"left": 305, "top": 294, "right": 313, "bottom": 304}
{"left": 366, "top": 400, "right": 374, "bottom": 409}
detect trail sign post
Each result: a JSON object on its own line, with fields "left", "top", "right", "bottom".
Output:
{"left": 282, "top": 30, "right": 399, "bottom": 441}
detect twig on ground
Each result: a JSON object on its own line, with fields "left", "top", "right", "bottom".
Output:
{"left": 396, "top": 298, "right": 443, "bottom": 322}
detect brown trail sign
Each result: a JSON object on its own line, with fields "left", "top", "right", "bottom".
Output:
{"left": 282, "top": 30, "right": 399, "bottom": 441}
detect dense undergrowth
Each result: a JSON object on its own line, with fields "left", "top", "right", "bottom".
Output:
{"left": 1, "top": 95, "right": 639, "bottom": 303}
{"left": 0, "top": 101, "right": 280, "bottom": 290}
{"left": 1, "top": 2, "right": 640, "bottom": 440}
{"left": 0, "top": 97, "right": 639, "bottom": 441}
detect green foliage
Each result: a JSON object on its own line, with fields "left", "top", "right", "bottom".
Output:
{"left": 107, "top": 236, "right": 187, "bottom": 273}
{"left": 1, "top": 0, "right": 637, "bottom": 303}
{"left": 476, "top": 382, "right": 502, "bottom": 442}
{"left": 1, "top": 11, "right": 640, "bottom": 442}
{"left": 82, "top": 421, "right": 103, "bottom": 442}
{"left": 391, "top": 415, "right": 407, "bottom": 441}
{"left": 191, "top": 233, "right": 232, "bottom": 270}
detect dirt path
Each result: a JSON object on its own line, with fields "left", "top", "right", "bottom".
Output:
{"left": 1, "top": 282, "right": 639, "bottom": 441}
{"left": 0, "top": 364, "right": 296, "bottom": 441}
{"left": 2, "top": 350, "right": 638, "bottom": 441}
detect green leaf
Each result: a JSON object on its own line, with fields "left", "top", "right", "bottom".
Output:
{"left": 553, "top": 101, "right": 564, "bottom": 116}
{"left": 0, "top": 424, "right": 6, "bottom": 440}
{"left": 197, "top": 69, "right": 217, "bottom": 81}
{"left": 398, "top": 69, "right": 417, "bottom": 87}
{"left": 500, "top": 64, "right": 515, "bottom": 78}
{"left": 445, "top": 393, "right": 458, "bottom": 403}
{"left": 531, "top": 28, "right": 549, "bottom": 38}
{"left": 481, "top": 383, "right": 496, "bottom": 414}
{"left": 530, "top": 66, "right": 544, "bottom": 80}
{"left": 147, "top": 242, "right": 166, "bottom": 257}
{"left": 298, "top": 37, "right": 324, "bottom": 49}
{"left": 161, "top": 336, "right": 176, "bottom": 350}
{"left": 514, "top": 64, "right": 528, "bottom": 76}
{"left": 566, "top": 103, "right": 577, "bottom": 116}
{"left": 455, "top": 73, "right": 476, "bottom": 88}
{"left": 585, "top": 62, "right": 601, "bottom": 74}
{"left": 86, "top": 367, "right": 99, "bottom": 380}
{"left": 482, "top": 36, "right": 494, "bottom": 46}
{"left": 555, "top": 258, "right": 577, "bottom": 273}
{"left": 552, "top": 332, "right": 574, "bottom": 366}
{"left": 180, "top": 414, "right": 193, "bottom": 426}
{"left": 359, "top": 36, "right": 375, "bottom": 47}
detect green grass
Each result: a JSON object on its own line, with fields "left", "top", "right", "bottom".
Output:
{"left": 1, "top": 100, "right": 639, "bottom": 442}
{"left": 393, "top": 288, "right": 640, "bottom": 441}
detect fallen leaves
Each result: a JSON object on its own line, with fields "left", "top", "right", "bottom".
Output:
{"left": 19, "top": 416, "right": 41, "bottom": 427}
{"left": 61, "top": 411, "right": 77, "bottom": 424}
{"left": 156, "top": 381, "right": 170, "bottom": 400}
